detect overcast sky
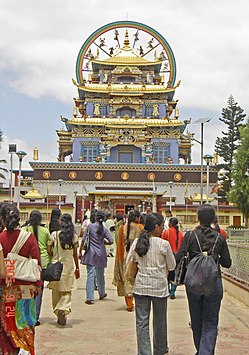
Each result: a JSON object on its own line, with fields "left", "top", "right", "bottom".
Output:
{"left": 0, "top": 0, "right": 248, "bottom": 177}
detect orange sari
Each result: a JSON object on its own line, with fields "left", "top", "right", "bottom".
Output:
{"left": 112, "top": 222, "right": 144, "bottom": 296}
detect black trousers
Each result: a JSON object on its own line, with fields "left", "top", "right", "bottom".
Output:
{"left": 186, "top": 277, "right": 223, "bottom": 355}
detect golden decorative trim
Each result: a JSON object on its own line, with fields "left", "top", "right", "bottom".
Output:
{"left": 121, "top": 172, "right": 129, "bottom": 180}
{"left": 95, "top": 172, "right": 103, "bottom": 180}
{"left": 147, "top": 173, "right": 155, "bottom": 181}
{"left": 69, "top": 171, "right": 77, "bottom": 179}
{"left": 174, "top": 173, "right": 182, "bottom": 181}
{"left": 43, "top": 171, "right": 51, "bottom": 179}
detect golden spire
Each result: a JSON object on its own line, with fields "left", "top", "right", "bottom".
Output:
{"left": 33, "top": 147, "right": 39, "bottom": 160}
{"left": 123, "top": 30, "right": 130, "bottom": 47}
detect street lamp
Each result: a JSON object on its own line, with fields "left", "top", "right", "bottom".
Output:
{"left": 192, "top": 118, "right": 211, "bottom": 204}
{"left": 168, "top": 181, "right": 174, "bottom": 212}
{"left": 73, "top": 191, "right": 78, "bottom": 223}
{"left": 16, "top": 150, "right": 27, "bottom": 209}
{"left": 57, "top": 179, "right": 64, "bottom": 210}
{"left": 203, "top": 154, "right": 213, "bottom": 203}
{"left": 9, "top": 144, "right": 17, "bottom": 203}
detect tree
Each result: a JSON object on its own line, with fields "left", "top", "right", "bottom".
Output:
{"left": 215, "top": 96, "right": 246, "bottom": 201}
{"left": 228, "top": 121, "right": 249, "bottom": 227}
{"left": 0, "top": 130, "right": 8, "bottom": 180}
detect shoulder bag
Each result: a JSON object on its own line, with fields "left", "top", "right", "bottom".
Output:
{"left": 5, "top": 229, "right": 42, "bottom": 282}
{"left": 43, "top": 232, "right": 63, "bottom": 282}
{"left": 82, "top": 226, "right": 90, "bottom": 251}
{"left": 175, "top": 232, "right": 190, "bottom": 286}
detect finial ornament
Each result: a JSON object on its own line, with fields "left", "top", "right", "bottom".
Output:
{"left": 123, "top": 30, "right": 130, "bottom": 47}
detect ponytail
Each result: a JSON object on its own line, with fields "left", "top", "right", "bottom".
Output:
{"left": 29, "top": 210, "right": 42, "bottom": 241}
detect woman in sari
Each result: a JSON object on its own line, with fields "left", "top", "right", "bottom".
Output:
{"left": 113, "top": 209, "right": 143, "bottom": 311}
{"left": 0, "top": 203, "right": 42, "bottom": 355}
{"left": 48, "top": 213, "right": 80, "bottom": 326}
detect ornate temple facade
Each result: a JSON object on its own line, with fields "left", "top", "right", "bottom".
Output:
{"left": 22, "top": 21, "right": 240, "bottom": 227}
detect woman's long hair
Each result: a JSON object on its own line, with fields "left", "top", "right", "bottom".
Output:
{"left": 59, "top": 213, "right": 74, "bottom": 249}
{"left": 96, "top": 210, "right": 105, "bottom": 235}
{"left": 135, "top": 213, "right": 164, "bottom": 257}
{"left": 49, "top": 208, "right": 61, "bottom": 233}
{"left": 197, "top": 204, "right": 216, "bottom": 251}
{"left": 169, "top": 217, "right": 179, "bottom": 249}
{"left": 0, "top": 203, "right": 20, "bottom": 231}
{"left": 126, "top": 209, "right": 140, "bottom": 253}
{"left": 29, "top": 210, "right": 42, "bottom": 241}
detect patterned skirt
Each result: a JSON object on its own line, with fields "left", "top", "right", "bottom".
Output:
{"left": 0, "top": 284, "right": 36, "bottom": 355}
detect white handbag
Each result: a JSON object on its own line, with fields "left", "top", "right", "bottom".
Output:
{"left": 5, "top": 229, "right": 41, "bottom": 282}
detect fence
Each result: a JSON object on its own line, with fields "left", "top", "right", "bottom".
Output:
{"left": 222, "top": 242, "right": 249, "bottom": 287}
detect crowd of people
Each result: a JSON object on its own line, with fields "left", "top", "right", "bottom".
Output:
{"left": 0, "top": 202, "right": 231, "bottom": 355}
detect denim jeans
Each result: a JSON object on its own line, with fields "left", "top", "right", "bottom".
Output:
{"left": 186, "top": 277, "right": 223, "bottom": 355}
{"left": 86, "top": 265, "right": 105, "bottom": 301}
{"left": 134, "top": 294, "right": 168, "bottom": 355}
{"left": 35, "top": 268, "right": 46, "bottom": 320}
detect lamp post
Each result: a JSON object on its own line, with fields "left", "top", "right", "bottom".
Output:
{"left": 57, "top": 179, "right": 63, "bottom": 210}
{"left": 16, "top": 151, "right": 27, "bottom": 209}
{"left": 192, "top": 118, "right": 211, "bottom": 204}
{"left": 203, "top": 154, "right": 213, "bottom": 203}
{"left": 168, "top": 181, "right": 173, "bottom": 212}
{"left": 73, "top": 191, "right": 78, "bottom": 223}
{"left": 9, "top": 144, "right": 17, "bottom": 203}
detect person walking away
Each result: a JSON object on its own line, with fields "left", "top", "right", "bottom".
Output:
{"left": 113, "top": 209, "right": 144, "bottom": 311}
{"left": 105, "top": 212, "right": 115, "bottom": 257}
{"left": 127, "top": 213, "right": 176, "bottom": 355}
{"left": 47, "top": 213, "right": 80, "bottom": 326}
{"left": 164, "top": 210, "right": 172, "bottom": 230}
{"left": 162, "top": 217, "right": 184, "bottom": 299}
{"left": 49, "top": 208, "right": 61, "bottom": 234}
{"left": 26, "top": 210, "right": 51, "bottom": 326}
{"left": 0, "top": 203, "right": 42, "bottom": 355}
{"left": 80, "top": 210, "right": 113, "bottom": 304}
{"left": 176, "top": 204, "right": 232, "bottom": 355}
{"left": 114, "top": 213, "right": 124, "bottom": 244}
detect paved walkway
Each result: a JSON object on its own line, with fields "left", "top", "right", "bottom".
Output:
{"left": 36, "top": 258, "right": 249, "bottom": 355}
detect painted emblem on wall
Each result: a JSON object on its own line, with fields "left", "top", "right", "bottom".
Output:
{"left": 43, "top": 171, "right": 51, "bottom": 179}
{"left": 69, "top": 171, "right": 77, "bottom": 179}
{"left": 95, "top": 171, "right": 103, "bottom": 180}
{"left": 174, "top": 173, "right": 182, "bottom": 181}
{"left": 147, "top": 173, "right": 155, "bottom": 181}
{"left": 121, "top": 172, "right": 129, "bottom": 180}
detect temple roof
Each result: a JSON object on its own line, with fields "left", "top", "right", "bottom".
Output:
{"left": 22, "top": 188, "right": 43, "bottom": 200}
{"left": 91, "top": 30, "right": 162, "bottom": 67}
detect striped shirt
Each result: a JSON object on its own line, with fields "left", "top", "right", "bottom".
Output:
{"left": 127, "top": 237, "right": 176, "bottom": 297}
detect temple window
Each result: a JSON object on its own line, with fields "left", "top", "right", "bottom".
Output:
{"left": 116, "top": 107, "right": 136, "bottom": 117}
{"left": 153, "top": 146, "right": 169, "bottom": 164}
{"left": 80, "top": 144, "right": 98, "bottom": 162}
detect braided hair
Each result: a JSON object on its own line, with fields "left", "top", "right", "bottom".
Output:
{"left": 29, "top": 210, "right": 42, "bottom": 241}
{"left": 96, "top": 210, "right": 105, "bottom": 235}
{"left": 197, "top": 204, "right": 216, "bottom": 251}
{"left": 0, "top": 203, "right": 20, "bottom": 231}
{"left": 169, "top": 217, "right": 179, "bottom": 249}
{"left": 135, "top": 213, "right": 164, "bottom": 257}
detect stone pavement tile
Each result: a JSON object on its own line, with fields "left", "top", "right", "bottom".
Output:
{"left": 36, "top": 258, "right": 249, "bottom": 355}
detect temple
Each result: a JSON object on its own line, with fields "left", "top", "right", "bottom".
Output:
{"left": 20, "top": 21, "right": 240, "bottom": 227}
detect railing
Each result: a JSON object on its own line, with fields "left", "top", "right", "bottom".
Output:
{"left": 222, "top": 242, "right": 249, "bottom": 287}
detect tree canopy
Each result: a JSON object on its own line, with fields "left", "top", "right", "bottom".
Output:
{"left": 215, "top": 95, "right": 246, "bottom": 200}
{"left": 228, "top": 121, "right": 249, "bottom": 227}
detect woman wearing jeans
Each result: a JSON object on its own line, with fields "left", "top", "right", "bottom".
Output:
{"left": 127, "top": 213, "right": 176, "bottom": 355}
{"left": 80, "top": 210, "right": 113, "bottom": 304}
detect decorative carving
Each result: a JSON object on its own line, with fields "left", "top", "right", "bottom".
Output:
{"left": 148, "top": 173, "right": 155, "bottom": 181}
{"left": 174, "top": 173, "right": 182, "bottom": 181}
{"left": 95, "top": 171, "right": 103, "bottom": 180}
{"left": 121, "top": 172, "right": 129, "bottom": 180}
{"left": 69, "top": 171, "right": 77, "bottom": 179}
{"left": 43, "top": 171, "right": 51, "bottom": 179}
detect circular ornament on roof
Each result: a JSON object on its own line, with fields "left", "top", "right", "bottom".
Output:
{"left": 147, "top": 173, "right": 155, "bottom": 181}
{"left": 76, "top": 21, "right": 176, "bottom": 87}
{"left": 174, "top": 173, "right": 182, "bottom": 181}
{"left": 121, "top": 172, "right": 129, "bottom": 180}
{"left": 95, "top": 171, "right": 103, "bottom": 180}
{"left": 43, "top": 171, "right": 51, "bottom": 179}
{"left": 69, "top": 171, "right": 77, "bottom": 179}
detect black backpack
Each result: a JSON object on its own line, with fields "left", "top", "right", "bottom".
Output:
{"left": 184, "top": 231, "right": 219, "bottom": 296}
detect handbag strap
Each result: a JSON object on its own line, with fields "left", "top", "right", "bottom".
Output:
{"left": 193, "top": 231, "right": 219, "bottom": 255}
{"left": 11, "top": 229, "right": 31, "bottom": 254}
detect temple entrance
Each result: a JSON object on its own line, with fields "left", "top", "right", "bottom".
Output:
{"left": 125, "top": 205, "right": 134, "bottom": 214}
